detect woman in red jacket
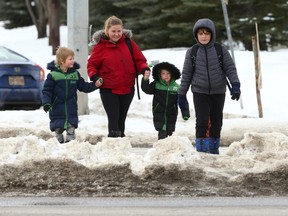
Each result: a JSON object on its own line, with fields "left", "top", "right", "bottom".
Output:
{"left": 88, "top": 16, "right": 150, "bottom": 137}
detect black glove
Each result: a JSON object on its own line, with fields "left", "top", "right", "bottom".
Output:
{"left": 178, "top": 94, "right": 187, "bottom": 110}
{"left": 181, "top": 108, "right": 190, "bottom": 120}
{"left": 43, "top": 104, "right": 51, "bottom": 112}
{"left": 178, "top": 94, "right": 190, "bottom": 120}
{"left": 231, "top": 82, "right": 241, "bottom": 101}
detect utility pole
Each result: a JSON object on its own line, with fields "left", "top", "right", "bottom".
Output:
{"left": 67, "top": 0, "right": 89, "bottom": 115}
{"left": 220, "top": 0, "right": 244, "bottom": 109}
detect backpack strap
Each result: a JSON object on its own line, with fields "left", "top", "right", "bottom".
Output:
{"left": 190, "top": 42, "right": 231, "bottom": 92}
{"left": 214, "top": 42, "right": 224, "bottom": 71}
{"left": 214, "top": 42, "right": 232, "bottom": 91}
{"left": 191, "top": 44, "right": 199, "bottom": 77}
{"left": 125, "top": 38, "right": 141, "bottom": 100}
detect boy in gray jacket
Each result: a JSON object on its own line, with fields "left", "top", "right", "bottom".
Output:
{"left": 178, "top": 18, "right": 241, "bottom": 154}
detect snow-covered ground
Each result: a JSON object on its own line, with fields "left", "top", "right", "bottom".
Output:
{"left": 0, "top": 24, "right": 288, "bottom": 197}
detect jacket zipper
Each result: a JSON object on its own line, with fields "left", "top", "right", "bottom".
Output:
{"left": 64, "top": 75, "right": 68, "bottom": 129}
{"left": 204, "top": 47, "right": 211, "bottom": 94}
{"left": 163, "top": 85, "right": 169, "bottom": 131}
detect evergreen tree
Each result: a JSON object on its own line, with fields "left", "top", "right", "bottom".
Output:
{"left": 0, "top": 0, "right": 32, "bottom": 28}
{"left": 89, "top": 0, "right": 135, "bottom": 36}
{"left": 164, "top": 0, "right": 223, "bottom": 48}
{"left": 227, "top": 0, "right": 288, "bottom": 50}
{"left": 1, "top": 0, "right": 287, "bottom": 50}
{"left": 117, "top": 0, "right": 181, "bottom": 49}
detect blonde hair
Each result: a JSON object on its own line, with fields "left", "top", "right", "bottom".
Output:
{"left": 55, "top": 47, "right": 74, "bottom": 66}
{"left": 104, "top": 15, "right": 123, "bottom": 38}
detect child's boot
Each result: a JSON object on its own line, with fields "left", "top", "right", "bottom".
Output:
{"left": 195, "top": 138, "right": 210, "bottom": 153}
{"left": 158, "top": 130, "right": 168, "bottom": 140}
{"left": 209, "top": 137, "right": 220, "bottom": 154}
{"left": 55, "top": 128, "right": 64, "bottom": 144}
{"left": 66, "top": 126, "right": 75, "bottom": 142}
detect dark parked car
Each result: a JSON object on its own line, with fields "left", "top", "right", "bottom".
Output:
{"left": 0, "top": 46, "right": 45, "bottom": 110}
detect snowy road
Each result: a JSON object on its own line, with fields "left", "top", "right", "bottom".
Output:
{"left": 1, "top": 196, "right": 288, "bottom": 216}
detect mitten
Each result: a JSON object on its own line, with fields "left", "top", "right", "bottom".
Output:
{"left": 231, "top": 82, "right": 241, "bottom": 101}
{"left": 178, "top": 94, "right": 190, "bottom": 120}
{"left": 43, "top": 104, "right": 51, "bottom": 112}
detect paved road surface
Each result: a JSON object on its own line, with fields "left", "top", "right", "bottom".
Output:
{"left": 1, "top": 196, "right": 288, "bottom": 216}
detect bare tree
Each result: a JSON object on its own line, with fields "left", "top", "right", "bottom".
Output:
{"left": 25, "top": 0, "right": 60, "bottom": 54}
{"left": 49, "top": 0, "right": 60, "bottom": 55}
{"left": 25, "top": 0, "right": 48, "bottom": 38}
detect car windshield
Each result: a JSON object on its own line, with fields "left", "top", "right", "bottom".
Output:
{"left": 0, "top": 46, "right": 29, "bottom": 62}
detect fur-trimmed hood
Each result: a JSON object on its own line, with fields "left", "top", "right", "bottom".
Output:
{"left": 89, "top": 29, "right": 133, "bottom": 46}
{"left": 152, "top": 62, "right": 181, "bottom": 81}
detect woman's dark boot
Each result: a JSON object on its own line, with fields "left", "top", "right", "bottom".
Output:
{"left": 108, "top": 130, "right": 122, "bottom": 137}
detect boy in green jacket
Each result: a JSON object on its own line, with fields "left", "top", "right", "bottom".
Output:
{"left": 141, "top": 62, "right": 188, "bottom": 140}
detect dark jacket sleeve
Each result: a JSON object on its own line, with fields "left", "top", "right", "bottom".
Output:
{"left": 42, "top": 73, "right": 54, "bottom": 105}
{"left": 178, "top": 48, "right": 193, "bottom": 95}
{"left": 77, "top": 72, "right": 98, "bottom": 93}
{"left": 141, "top": 78, "right": 156, "bottom": 95}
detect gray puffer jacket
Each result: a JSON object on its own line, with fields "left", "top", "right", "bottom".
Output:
{"left": 179, "top": 18, "right": 240, "bottom": 95}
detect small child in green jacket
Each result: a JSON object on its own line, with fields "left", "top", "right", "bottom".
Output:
{"left": 141, "top": 62, "right": 187, "bottom": 140}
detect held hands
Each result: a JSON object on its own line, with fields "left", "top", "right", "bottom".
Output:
{"left": 143, "top": 70, "right": 151, "bottom": 80}
{"left": 231, "top": 82, "right": 241, "bottom": 101}
{"left": 43, "top": 104, "right": 51, "bottom": 112}
{"left": 95, "top": 77, "right": 103, "bottom": 88}
{"left": 178, "top": 94, "right": 190, "bottom": 120}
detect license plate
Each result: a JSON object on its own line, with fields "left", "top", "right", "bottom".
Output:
{"left": 9, "top": 76, "right": 25, "bottom": 85}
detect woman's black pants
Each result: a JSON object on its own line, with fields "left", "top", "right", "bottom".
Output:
{"left": 100, "top": 89, "right": 134, "bottom": 137}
